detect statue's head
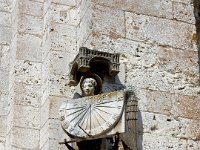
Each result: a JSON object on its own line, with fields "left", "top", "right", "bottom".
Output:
{"left": 80, "top": 74, "right": 102, "bottom": 97}
{"left": 81, "top": 78, "right": 97, "bottom": 96}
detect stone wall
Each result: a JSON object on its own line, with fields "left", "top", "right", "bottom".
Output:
{"left": 0, "top": 0, "right": 199, "bottom": 150}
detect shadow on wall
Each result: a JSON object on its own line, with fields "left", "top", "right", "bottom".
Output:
{"left": 193, "top": 0, "right": 200, "bottom": 79}
{"left": 136, "top": 111, "right": 143, "bottom": 150}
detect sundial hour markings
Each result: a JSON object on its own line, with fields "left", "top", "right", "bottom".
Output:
{"left": 93, "top": 110, "right": 102, "bottom": 127}
{"left": 74, "top": 106, "right": 90, "bottom": 127}
{"left": 95, "top": 110, "right": 107, "bottom": 122}
{"left": 66, "top": 107, "right": 86, "bottom": 117}
{"left": 70, "top": 108, "right": 88, "bottom": 122}
{"left": 95, "top": 105, "right": 116, "bottom": 108}
{"left": 65, "top": 106, "right": 86, "bottom": 110}
{"left": 95, "top": 100, "right": 116, "bottom": 105}
{"left": 95, "top": 107, "right": 112, "bottom": 115}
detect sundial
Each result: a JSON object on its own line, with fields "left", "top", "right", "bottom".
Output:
{"left": 60, "top": 91, "right": 125, "bottom": 139}
{"left": 59, "top": 47, "right": 137, "bottom": 150}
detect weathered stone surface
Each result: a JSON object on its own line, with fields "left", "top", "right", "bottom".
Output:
{"left": 145, "top": 90, "right": 172, "bottom": 115}
{"left": 77, "top": 6, "right": 92, "bottom": 47}
{"left": 0, "top": 2, "right": 12, "bottom": 12}
{"left": 40, "top": 120, "right": 49, "bottom": 149}
{"left": 18, "top": 14, "right": 43, "bottom": 35}
{"left": 17, "top": 33, "right": 43, "bottom": 61}
{"left": 187, "top": 140, "right": 200, "bottom": 150}
{"left": 0, "top": 45, "right": 10, "bottom": 70}
{"left": 49, "top": 74, "right": 71, "bottom": 97}
{"left": 19, "top": 0, "right": 43, "bottom": 17}
{"left": 142, "top": 133, "right": 187, "bottom": 150}
{"left": 51, "top": 3, "right": 80, "bottom": 26}
{"left": 15, "top": 60, "right": 42, "bottom": 85}
{"left": 13, "top": 105, "right": 40, "bottom": 129}
{"left": 172, "top": 94, "right": 200, "bottom": 119}
{"left": 172, "top": 0, "right": 193, "bottom": 5}
{"left": 50, "top": 23, "right": 77, "bottom": 52}
{"left": 0, "top": 26, "right": 11, "bottom": 44}
{"left": 12, "top": 127, "right": 39, "bottom": 149}
{"left": 50, "top": 51, "right": 76, "bottom": 75}
{"left": 92, "top": 0, "right": 173, "bottom": 19}
{"left": 0, "top": 11, "right": 11, "bottom": 27}
{"left": 52, "top": 0, "right": 77, "bottom": 6}
{"left": 84, "top": 34, "right": 199, "bottom": 96}
{"left": 0, "top": 94, "right": 10, "bottom": 116}
{"left": 125, "top": 12, "right": 197, "bottom": 50}
{"left": 0, "top": 0, "right": 199, "bottom": 149}
{"left": 0, "top": 69, "right": 9, "bottom": 94}
{"left": 14, "top": 83, "right": 41, "bottom": 107}
{"left": 173, "top": 2, "right": 195, "bottom": 24}
{"left": 0, "top": 116, "right": 7, "bottom": 136}
{"left": 91, "top": 4, "right": 125, "bottom": 38}
{"left": 139, "top": 112, "right": 200, "bottom": 140}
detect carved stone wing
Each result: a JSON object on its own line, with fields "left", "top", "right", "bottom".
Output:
{"left": 120, "top": 91, "right": 138, "bottom": 150}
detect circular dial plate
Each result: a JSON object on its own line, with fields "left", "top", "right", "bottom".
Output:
{"left": 60, "top": 91, "right": 125, "bottom": 138}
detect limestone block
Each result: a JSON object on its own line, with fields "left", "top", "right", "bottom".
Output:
{"left": 125, "top": 12, "right": 197, "bottom": 50}
{"left": 15, "top": 60, "right": 42, "bottom": 85}
{"left": 79, "top": 0, "right": 91, "bottom": 19}
{"left": 0, "top": 136, "right": 5, "bottom": 150}
{"left": 140, "top": 112, "right": 180, "bottom": 137}
{"left": 84, "top": 34, "right": 199, "bottom": 96}
{"left": 77, "top": 5, "right": 92, "bottom": 47}
{"left": 49, "top": 51, "right": 76, "bottom": 75}
{"left": 52, "top": 0, "right": 77, "bottom": 6}
{"left": 48, "top": 119, "right": 63, "bottom": 140}
{"left": 0, "top": 69, "right": 9, "bottom": 94}
{"left": 18, "top": 14, "right": 44, "bottom": 35}
{"left": 40, "top": 120, "right": 49, "bottom": 148}
{"left": 48, "top": 96, "right": 66, "bottom": 119}
{"left": 172, "top": 0, "right": 193, "bottom": 5}
{"left": 173, "top": 2, "right": 195, "bottom": 24}
{"left": 40, "top": 140, "right": 49, "bottom": 150}
{"left": 176, "top": 118, "right": 200, "bottom": 140}
{"left": 91, "top": 4, "right": 125, "bottom": 38}
{"left": 41, "top": 138, "right": 66, "bottom": 150}
{"left": 0, "top": 11, "right": 11, "bottom": 27}
{"left": 49, "top": 74, "right": 71, "bottom": 97}
{"left": 0, "top": 45, "right": 10, "bottom": 70}
{"left": 0, "top": 94, "right": 9, "bottom": 116}
{"left": 0, "top": 2, "right": 12, "bottom": 12}
{"left": 11, "top": 127, "right": 39, "bottom": 149}
{"left": 142, "top": 133, "right": 187, "bottom": 150}
{"left": 48, "top": 139, "right": 66, "bottom": 150}
{"left": 171, "top": 94, "right": 199, "bottom": 119}
{"left": 51, "top": 3, "right": 80, "bottom": 26}
{"left": 0, "top": 116, "right": 7, "bottom": 136}
{"left": 13, "top": 105, "right": 40, "bottom": 129}
{"left": 17, "top": 33, "right": 43, "bottom": 61}
{"left": 0, "top": 141, "right": 4, "bottom": 150}
{"left": 41, "top": 54, "right": 50, "bottom": 86}
{"left": 187, "top": 140, "right": 200, "bottom": 150}
{"left": 14, "top": 83, "right": 41, "bottom": 107}
{"left": 19, "top": 0, "right": 43, "bottom": 17}
{"left": 155, "top": 47, "right": 198, "bottom": 76}
{"left": 92, "top": 0, "right": 173, "bottom": 19}
{"left": 145, "top": 90, "right": 172, "bottom": 115}
{"left": 0, "top": 26, "right": 11, "bottom": 44}
{"left": 43, "top": 0, "right": 52, "bottom": 15}
{"left": 84, "top": 33, "right": 152, "bottom": 56}
{"left": 50, "top": 23, "right": 77, "bottom": 52}
{"left": 40, "top": 99, "right": 49, "bottom": 127}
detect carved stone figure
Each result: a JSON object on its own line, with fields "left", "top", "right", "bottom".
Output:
{"left": 59, "top": 48, "right": 137, "bottom": 150}
{"left": 81, "top": 78, "right": 97, "bottom": 97}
